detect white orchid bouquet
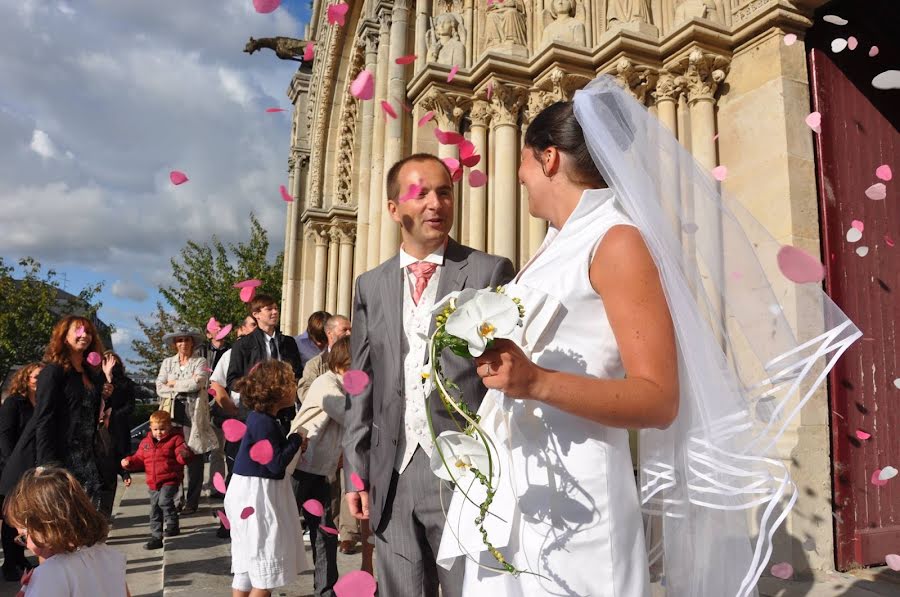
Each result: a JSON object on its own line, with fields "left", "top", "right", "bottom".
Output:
{"left": 424, "top": 286, "right": 525, "bottom": 575}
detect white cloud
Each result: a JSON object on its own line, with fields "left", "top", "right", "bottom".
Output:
{"left": 111, "top": 279, "right": 149, "bottom": 302}
{"left": 57, "top": 2, "right": 75, "bottom": 17}
{"left": 111, "top": 327, "right": 131, "bottom": 347}
{"left": 29, "top": 129, "right": 58, "bottom": 158}
{"left": 218, "top": 67, "right": 257, "bottom": 107}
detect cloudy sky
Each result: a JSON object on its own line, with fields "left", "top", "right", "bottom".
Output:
{"left": 1, "top": 0, "right": 311, "bottom": 366}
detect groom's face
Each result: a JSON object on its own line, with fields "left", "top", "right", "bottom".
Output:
{"left": 388, "top": 158, "right": 454, "bottom": 247}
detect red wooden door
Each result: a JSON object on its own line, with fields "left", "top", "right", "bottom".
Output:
{"left": 808, "top": 0, "right": 900, "bottom": 570}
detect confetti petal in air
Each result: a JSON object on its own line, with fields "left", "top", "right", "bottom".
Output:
{"left": 303, "top": 499, "right": 325, "bottom": 517}
{"left": 783, "top": 33, "right": 797, "bottom": 46}
{"left": 240, "top": 507, "right": 256, "bottom": 519}
{"left": 350, "top": 70, "right": 375, "bottom": 100}
{"left": 447, "top": 65, "right": 459, "bottom": 83}
{"left": 875, "top": 165, "right": 892, "bottom": 181}
{"left": 206, "top": 317, "right": 220, "bottom": 334}
{"left": 831, "top": 38, "right": 848, "bottom": 53}
{"left": 381, "top": 100, "right": 397, "bottom": 119}
{"left": 396, "top": 54, "right": 416, "bottom": 65}
{"left": 711, "top": 165, "right": 728, "bottom": 181}
{"left": 451, "top": 166, "right": 463, "bottom": 183}
{"left": 886, "top": 236, "right": 895, "bottom": 248}
{"left": 442, "top": 157, "right": 461, "bottom": 173}
{"left": 846, "top": 227, "right": 862, "bottom": 243}
{"left": 169, "top": 171, "right": 188, "bottom": 185}
{"left": 213, "top": 472, "right": 227, "bottom": 495}
{"left": 216, "top": 510, "right": 231, "bottom": 530}
{"left": 770, "top": 562, "right": 794, "bottom": 580}
{"left": 253, "top": 0, "right": 281, "bottom": 13}
{"left": 847, "top": 36, "right": 858, "bottom": 51}
{"left": 895, "top": 378, "right": 900, "bottom": 390}
{"left": 855, "top": 429, "right": 871, "bottom": 440}
{"left": 886, "top": 554, "right": 900, "bottom": 572}
{"left": 241, "top": 287, "right": 256, "bottom": 303}
{"left": 865, "top": 183, "right": 887, "bottom": 200}
{"left": 280, "top": 184, "right": 293, "bottom": 202}
{"left": 327, "top": 2, "right": 350, "bottom": 26}
{"left": 208, "top": 387, "right": 216, "bottom": 397}
{"left": 468, "top": 169, "right": 488, "bottom": 188}
{"left": 223, "top": 419, "right": 247, "bottom": 443}
{"left": 459, "top": 140, "right": 480, "bottom": 167}
{"left": 776, "top": 245, "right": 826, "bottom": 284}
{"left": 805, "top": 111, "right": 822, "bottom": 134}
{"left": 855, "top": 246, "right": 869, "bottom": 257}
{"left": 334, "top": 570, "right": 377, "bottom": 597}
{"left": 399, "top": 183, "right": 422, "bottom": 203}
{"left": 233, "top": 279, "right": 263, "bottom": 289}
{"left": 486, "top": 80, "right": 494, "bottom": 100}
{"left": 872, "top": 70, "right": 900, "bottom": 90}
{"left": 879, "top": 466, "right": 898, "bottom": 481}
{"left": 418, "top": 111, "right": 435, "bottom": 127}
{"left": 86, "top": 352, "right": 102, "bottom": 367}
{"left": 249, "top": 439, "right": 274, "bottom": 465}
{"left": 75, "top": 325, "right": 85, "bottom": 337}
{"left": 434, "top": 128, "right": 465, "bottom": 145}
{"left": 320, "top": 524, "right": 339, "bottom": 535}
{"left": 869, "top": 46, "right": 879, "bottom": 57}
{"left": 823, "top": 15, "right": 848, "bottom": 26}
{"left": 350, "top": 472, "right": 365, "bottom": 491}
{"left": 265, "top": 107, "right": 286, "bottom": 113}
{"left": 851, "top": 220, "right": 864, "bottom": 232}
{"left": 871, "top": 469, "right": 888, "bottom": 487}
{"left": 343, "top": 370, "right": 371, "bottom": 395}
{"left": 214, "top": 324, "right": 233, "bottom": 341}
{"left": 304, "top": 42, "right": 315, "bottom": 62}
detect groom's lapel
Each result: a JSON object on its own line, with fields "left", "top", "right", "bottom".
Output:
{"left": 378, "top": 256, "right": 404, "bottom": 358}
{"left": 430, "top": 239, "right": 469, "bottom": 336}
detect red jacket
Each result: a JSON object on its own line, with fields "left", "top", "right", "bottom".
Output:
{"left": 124, "top": 429, "right": 193, "bottom": 490}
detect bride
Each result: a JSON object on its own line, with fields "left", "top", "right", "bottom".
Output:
{"left": 435, "top": 76, "right": 860, "bottom": 596}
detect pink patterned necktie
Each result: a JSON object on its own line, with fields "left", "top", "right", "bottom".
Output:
{"left": 408, "top": 261, "right": 438, "bottom": 305}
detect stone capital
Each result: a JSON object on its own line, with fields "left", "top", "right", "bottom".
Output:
{"left": 672, "top": 49, "right": 729, "bottom": 104}
{"left": 336, "top": 223, "right": 357, "bottom": 244}
{"left": 469, "top": 99, "right": 491, "bottom": 128}
{"left": 653, "top": 71, "right": 683, "bottom": 103}
{"left": 419, "top": 90, "right": 469, "bottom": 129}
{"left": 613, "top": 58, "right": 659, "bottom": 105}
{"left": 306, "top": 223, "right": 330, "bottom": 246}
{"left": 489, "top": 82, "right": 528, "bottom": 128}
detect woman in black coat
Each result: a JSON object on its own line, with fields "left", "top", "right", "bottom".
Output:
{"left": 0, "top": 362, "right": 41, "bottom": 580}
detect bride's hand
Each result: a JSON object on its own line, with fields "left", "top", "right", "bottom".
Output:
{"left": 474, "top": 339, "right": 540, "bottom": 399}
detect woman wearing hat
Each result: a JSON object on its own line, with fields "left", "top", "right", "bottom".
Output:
{"left": 156, "top": 327, "right": 214, "bottom": 514}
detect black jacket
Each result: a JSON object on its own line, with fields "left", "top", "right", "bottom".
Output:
{"left": 0, "top": 394, "right": 34, "bottom": 472}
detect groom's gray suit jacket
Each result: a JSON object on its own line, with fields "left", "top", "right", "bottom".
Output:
{"left": 343, "top": 239, "right": 515, "bottom": 532}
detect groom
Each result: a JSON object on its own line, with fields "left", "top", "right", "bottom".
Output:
{"left": 343, "top": 153, "right": 515, "bottom": 596}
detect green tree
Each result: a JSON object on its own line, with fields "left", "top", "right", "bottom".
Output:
{"left": 130, "top": 214, "right": 284, "bottom": 375}
{"left": 0, "top": 257, "right": 105, "bottom": 383}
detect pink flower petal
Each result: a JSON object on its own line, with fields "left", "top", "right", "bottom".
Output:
{"left": 343, "top": 370, "right": 371, "bottom": 395}
{"left": 75, "top": 325, "right": 85, "bottom": 337}
{"left": 869, "top": 46, "right": 879, "bottom": 57}
{"left": 871, "top": 470, "right": 888, "bottom": 486}
{"left": 303, "top": 499, "right": 325, "bottom": 517}
{"left": 770, "top": 562, "right": 794, "bottom": 580}
{"left": 847, "top": 36, "right": 858, "bottom": 51}
{"left": 395, "top": 54, "right": 416, "bottom": 65}
{"left": 214, "top": 324, "right": 233, "bottom": 341}
{"left": 875, "top": 165, "right": 892, "bottom": 181}
{"left": 468, "top": 169, "right": 487, "bottom": 188}
{"left": 249, "top": 439, "right": 274, "bottom": 465}
{"left": 459, "top": 140, "right": 475, "bottom": 159}
{"left": 265, "top": 107, "right": 286, "bottom": 113}
{"left": 169, "top": 170, "right": 188, "bottom": 185}
{"left": 851, "top": 220, "right": 865, "bottom": 232}
{"left": 233, "top": 278, "right": 263, "bottom": 289}
{"left": 304, "top": 42, "right": 315, "bottom": 62}
{"left": 447, "top": 65, "right": 459, "bottom": 83}
{"left": 461, "top": 153, "right": 481, "bottom": 168}
{"left": 350, "top": 70, "right": 375, "bottom": 100}
{"left": 784, "top": 33, "right": 797, "bottom": 46}
{"left": 86, "top": 352, "right": 102, "bottom": 367}
{"left": 434, "top": 128, "right": 465, "bottom": 145}
{"left": 855, "top": 429, "right": 871, "bottom": 440}
{"left": 418, "top": 111, "right": 435, "bottom": 127}
{"left": 240, "top": 506, "right": 255, "bottom": 519}
{"left": 451, "top": 167, "right": 463, "bottom": 183}
{"left": 805, "top": 112, "right": 822, "bottom": 134}
{"left": 886, "top": 554, "right": 900, "bottom": 571}
{"left": 399, "top": 183, "right": 422, "bottom": 203}
{"left": 486, "top": 80, "right": 494, "bottom": 100}
{"left": 216, "top": 510, "right": 231, "bottom": 530}
{"left": 381, "top": 100, "right": 397, "bottom": 119}
{"left": 865, "top": 183, "right": 887, "bottom": 200}
{"left": 253, "top": 0, "right": 281, "bottom": 13}
{"left": 712, "top": 165, "right": 728, "bottom": 181}
{"left": 442, "top": 157, "right": 461, "bottom": 172}
{"left": 319, "top": 523, "right": 339, "bottom": 535}
{"left": 777, "top": 245, "right": 826, "bottom": 284}
{"left": 206, "top": 317, "right": 220, "bottom": 334}
{"left": 350, "top": 472, "right": 365, "bottom": 491}
{"left": 222, "top": 419, "right": 247, "bottom": 443}
{"left": 208, "top": 387, "right": 216, "bottom": 397}
{"left": 334, "top": 570, "right": 377, "bottom": 597}
{"left": 213, "top": 472, "right": 227, "bottom": 494}
{"left": 886, "top": 236, "right": 895, "bottom": 248}
{"left": 327, "top": 2, "right": 350, "bottom": 26}
{"left": 280, "top": 184, "right": 293, "bottom": 202}
{"left": 240, "top": 286, "right": 256, "bottom": 303}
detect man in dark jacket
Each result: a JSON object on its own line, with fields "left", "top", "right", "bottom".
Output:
{"left": 226, "top": 294, "right": 302, "bottom": 433}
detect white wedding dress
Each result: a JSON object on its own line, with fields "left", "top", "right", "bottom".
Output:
{"left": 437, "top": 188, "right": 651, "bottom": 596}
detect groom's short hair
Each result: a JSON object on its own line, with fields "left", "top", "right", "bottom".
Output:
{"left": 386, "top": 153, "right": 452, "bottom": 202}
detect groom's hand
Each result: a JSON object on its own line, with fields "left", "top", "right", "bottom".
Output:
{"left": 347, "top": 490, "right": 370, "bottom": 520}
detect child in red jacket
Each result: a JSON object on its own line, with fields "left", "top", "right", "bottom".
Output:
{"left": 121, "top": 410, "right": 193, "bottom": 550}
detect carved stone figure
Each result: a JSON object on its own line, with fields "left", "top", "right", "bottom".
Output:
{"left": 541, "top": 0, "right": 587, "bottom": 46}
{"left": 674, "top": 0, "right": 724, "bottom": 25}
{"left": 243, "top": 36, "right": 309, "bottom": 61}
{"left": 426, "top": 12, "right": 467, "bottom": 66}
{"left": 606, "top": 0, "right": 652, "bottom": 24}
{"left": 484, "top": 0, "right": 528, "bottom": 49}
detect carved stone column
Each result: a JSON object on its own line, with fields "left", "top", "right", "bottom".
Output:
{"left": 281, "top": 153, "right": 297, "bottom": 330}
{"left": 654, "top": 72, "right": 681, "bottom": 134}
{"left": 379, "top": 0, "right": 412, "bottom": 263}
{"left": 354, "top": 31, "right": 379, "bottom": 282}
{"left": 415, "top": 0, "right": 431, "bottom": 73}
{"left": 678, "top": 49, "right": 728, "bottom": 170}
{"left": 326, "top": 226, "right": 340, "bottom": 314}
{"left": 309, "top": 224, "right": 329, "bottom": 313}
{"left": 489, "top": 82, "right": 527, "bottom": 263}
{"left": 336, "top": 225, "right": 356, "bottom": 317}
{"left": 366, "top": 13, "right": 391, "bottom": 270}
{"left": 467, "top": 100, "right": 490, "bottom": 251}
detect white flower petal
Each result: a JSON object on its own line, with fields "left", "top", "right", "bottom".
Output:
{"left": 429, "top": 431, "right": 491, "bottom": 482}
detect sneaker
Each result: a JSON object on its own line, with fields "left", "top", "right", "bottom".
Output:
{"left": 164, "top": 528, "right": 180, "bottom": 537}
{"left": 144, "top": 538, "right": 164, "bottom": 550}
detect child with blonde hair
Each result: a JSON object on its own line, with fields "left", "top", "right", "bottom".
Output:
{"left": 226, "top": 360, "right": 309, "bottom": 596}
{"left": 3, "top": 466, "right": 129, "bottom": 596}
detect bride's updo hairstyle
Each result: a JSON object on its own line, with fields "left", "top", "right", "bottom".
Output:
{"left": 524, "top": 101, "right": 607, "bottom": 189}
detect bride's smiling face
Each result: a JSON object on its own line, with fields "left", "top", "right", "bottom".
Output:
{"left": 518, "top": 145, "right": 554, "bottom": 219}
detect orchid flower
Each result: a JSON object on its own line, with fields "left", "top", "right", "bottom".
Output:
{"left": 429, "top": 431, "right": 492, "bottom": 483}
{"left": 444, "top": 290, "right": 520, "bottom": 357}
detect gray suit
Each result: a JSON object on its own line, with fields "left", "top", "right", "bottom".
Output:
{"left": 343, "top": 239, "right": 515, "bottom": 597}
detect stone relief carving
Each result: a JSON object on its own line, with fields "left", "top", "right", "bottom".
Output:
{"left": 613, "top": 58, "right": 659, "bottom": 104}
{"left": 524, "top": 68, "right": 591, "bottom": 123}
{"left": 488, "top": 81, "right": 528, "bottom": 127}
{"left": 606, "top": 0, "right": 653, "bottom": 24}
{"left": 333, "top": 44, "right": 364, "bottom": 207}
{"left": 674, "top": 0, "right": 724, "bottom": 25}
{"left": 484, "top": 0, "right": 528, "bottom": 50}
{"left": 469, "top": 99, "right": 492, "bottom": 127}
{"left": 426, "top": 11, "right": 467, "bottom": 66}
{"left": 671, "top": 49, "right": 729, "bottom": 102}
{"left": 653, "top": 71, "right": 684, "bottom": 103}
{"left": 541, "top": 0, "right": 587, "bottom": 47}
{"left": 420, "top": 90, "right": 469, "bottom": 129}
